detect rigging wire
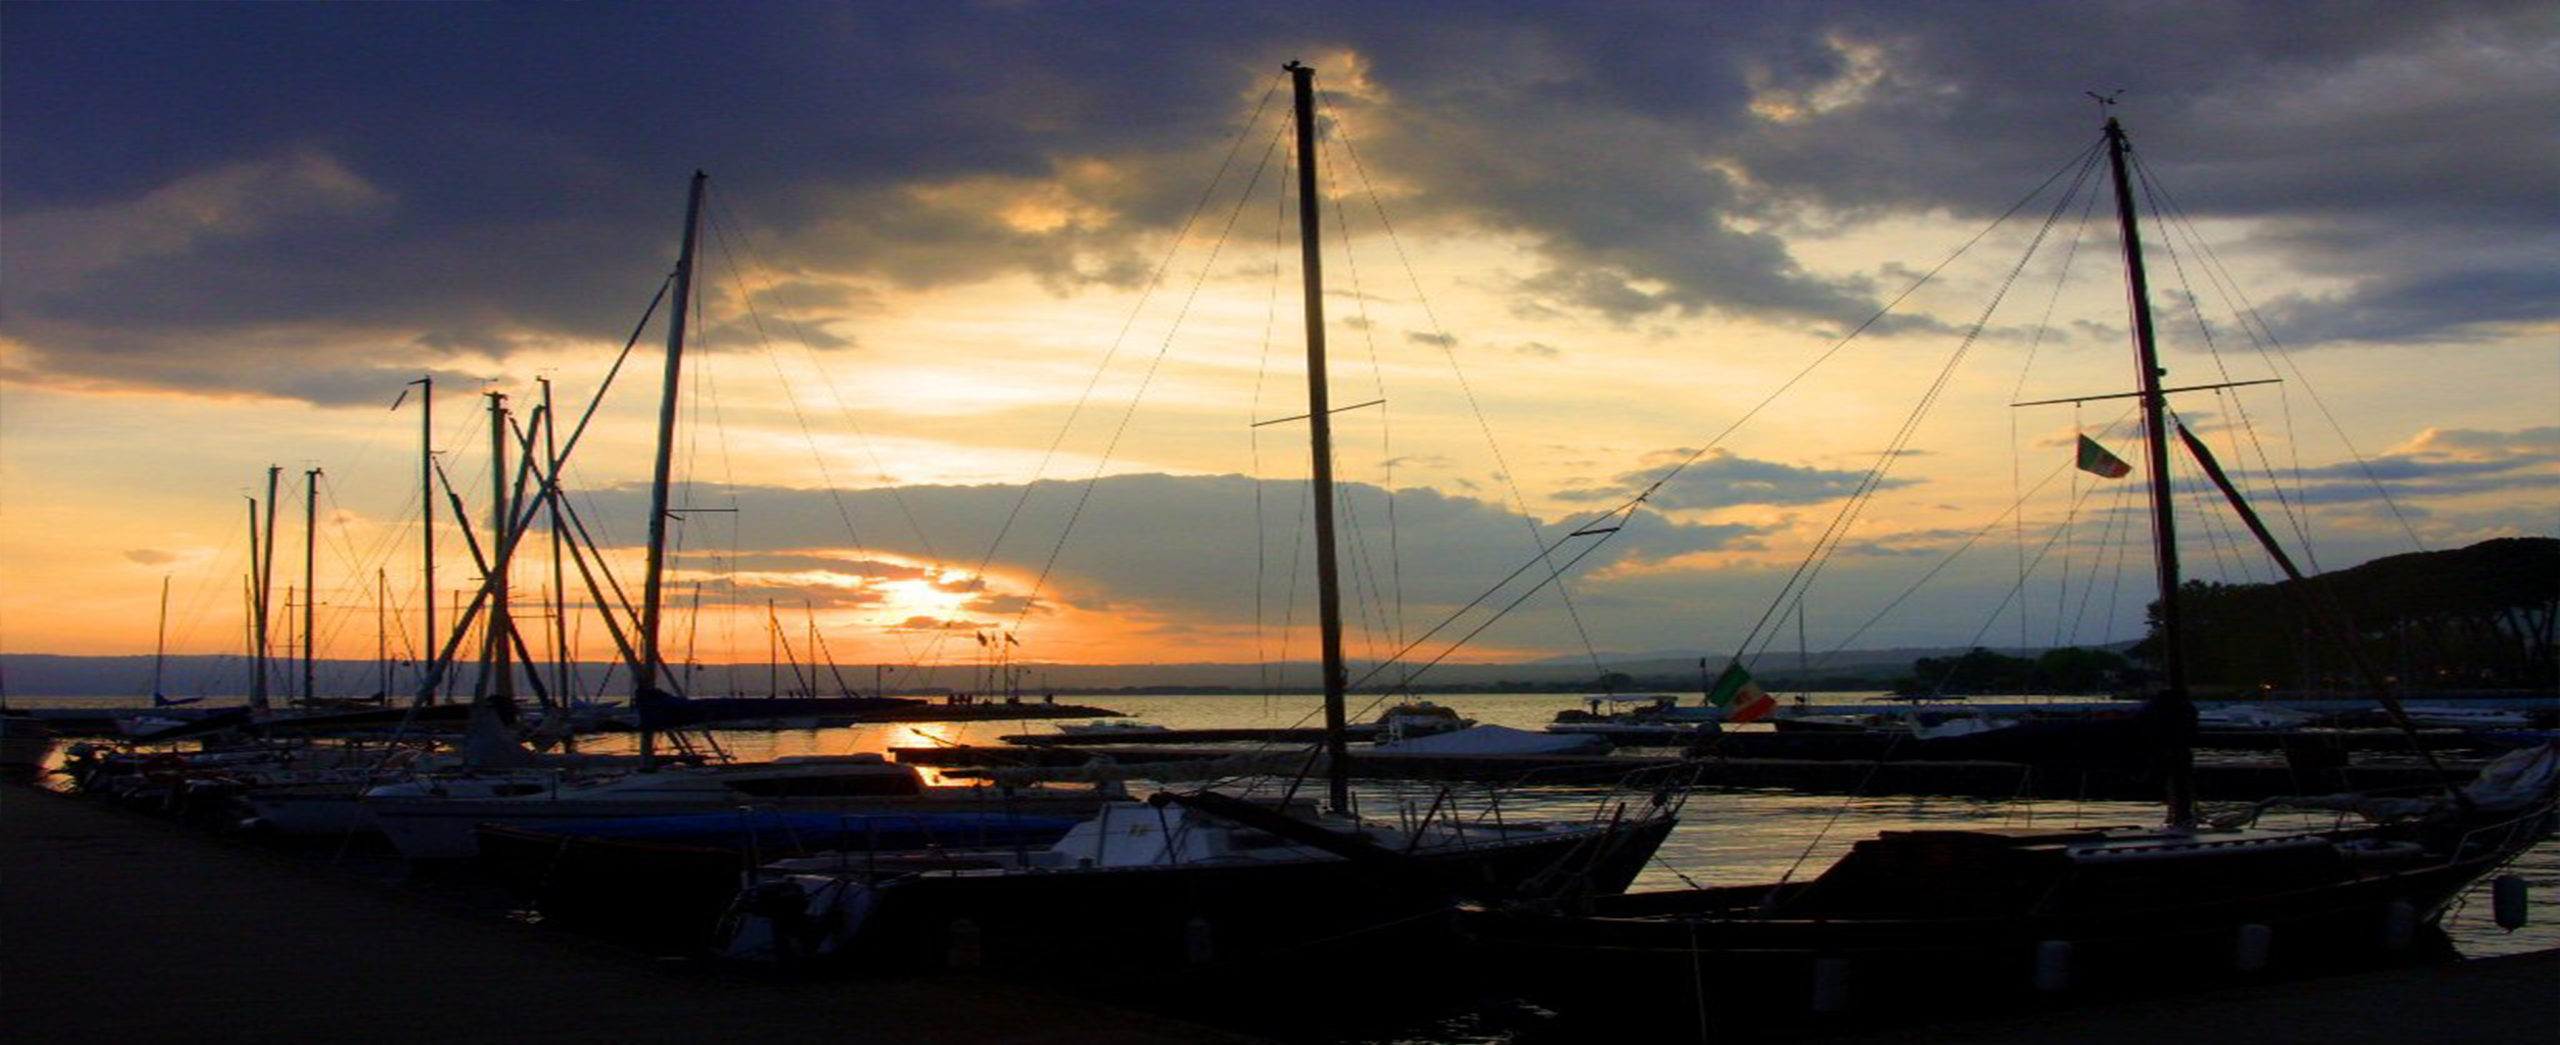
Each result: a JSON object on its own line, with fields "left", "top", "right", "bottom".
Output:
{"left": 1928, "top": 434, "right": 2154, "bottom": 695}
{"left": 697, "top": 196, "right": 956, "bottom": 676}
{"left": 963, "top": 83, "right": 1287, "bottom": 657}
{"left": 1227, "top": 135, "right": 2120, "bottom": 720}
{"left": 1828, "top": 416, "right": 2125, "bottom": 668}
{"left": 1250, "top": 139, "right": 1295, "bottom": 705}
{"left": 1325, "top": 91, "right": 1612, "bottom": 683}
{"left": 2007, "top": 169, "right": 2110, "bottom": 657}
{"left": 1314, "top": 122, "right": 1412, "bottom": 689}
{"left": 2128, "top": 156, "right": 2301, "bottom": 566}
{"left": 2128, "top": 151, "right": 2428, "bottom": 555}
{"left": 1737, "top": 143, "right": 2109, "bottom": 671}
{"left": 697, "top": 205, "right": 950, "bottom": 677}
{"left": 1000, "top": 104, "right": 1296, "bottom": 670}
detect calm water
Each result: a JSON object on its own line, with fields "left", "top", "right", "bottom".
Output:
{"left": 27, "top": 688, "right": 2555, "bottom": 963}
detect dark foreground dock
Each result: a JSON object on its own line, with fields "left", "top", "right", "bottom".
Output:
{"left": 0, "top": 783, "right": 1256, "bottom": 1045}
{"left": 9, "top": 781, "right": 2548, "bottom": 1044}
{"left": 1824, "top": 947, "right": 2560, "bottom": 1045}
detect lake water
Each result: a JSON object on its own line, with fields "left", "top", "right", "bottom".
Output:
{"left": 26, "top": 687, "right": 2554, "bottom": 964}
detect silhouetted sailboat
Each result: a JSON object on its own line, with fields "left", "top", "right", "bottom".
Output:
{"left": 1453, "top": 109, "right": 2560, "bottom": 1040}
{"left": 712, "top": 62, "right": 1679, "bottom": 979}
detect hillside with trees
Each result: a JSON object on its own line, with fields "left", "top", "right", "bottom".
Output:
{"left": 2136, "top": 537, "right": 2556, "bottom": 693}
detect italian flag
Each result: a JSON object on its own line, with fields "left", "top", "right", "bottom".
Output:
{"left": 2076, "top": 435, "right": 2133, "bottom": 479}
{"left": 1708, "top": 662, "right": 1777, "bottom": 724}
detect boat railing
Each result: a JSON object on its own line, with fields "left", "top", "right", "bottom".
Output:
{"left": 1489, "top": 758, "right": 1697, "bottom": 821}
{"left": 2447, "top": 800, "right": 2560, "bottom": 863}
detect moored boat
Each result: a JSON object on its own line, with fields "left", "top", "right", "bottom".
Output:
{"left": 365, "top": 753, "right": 1103, "bottom": 859}
{"left": 1452, "top": 109, "right": 2560, "bottom": 1039}
{"left": 710, "top": 60, "right": 1679, "bottom": 983}
{"left": 477, "top": 808, "right": 1084, "bottom": 951}
{"left": 1460, "top": 742, "right": 2557, "bottom": 1037}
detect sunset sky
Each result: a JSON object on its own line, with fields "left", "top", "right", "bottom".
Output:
{"left": 4, "top": 3, "right": 2553, "bottom": 691}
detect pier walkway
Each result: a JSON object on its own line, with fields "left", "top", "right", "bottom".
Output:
{"left": 1829, "top": 947, "right": 2559, "bottom": 1045}
{"left": 0, "top": 784, "right": 1255, "bottom": 1045}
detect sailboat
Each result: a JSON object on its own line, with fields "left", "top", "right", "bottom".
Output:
{"left": 712, "top": 62, "right": 1679, "bottom": 977}
{"left": 358, "top": 172, "right": 1112, "bottom": 860}
{"left": 1450, "top": 112, "right": 2560, "bottom": 1038}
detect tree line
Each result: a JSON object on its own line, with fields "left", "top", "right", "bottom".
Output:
{"left": 2136, "top": 536, "right": 2556, "bottom": 693}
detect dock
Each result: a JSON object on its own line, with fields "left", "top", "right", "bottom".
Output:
{"left": 0, "top": 783, "right": 1256, "bottom": 1045}
{"left": 998, "top": 725, "right": 1379, "bottom": 745}
{"left": 7, "top": 779, "right": 2548, "bottom": 1043}
{"left": 1824, "top": 948, "right": 2559, "bottom": 1045}
{"left": 848, "top": 701, "right": 1125, "bottom": 723}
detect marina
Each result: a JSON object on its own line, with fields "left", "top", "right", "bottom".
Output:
{"left": 8, "top": 10, "right": 2558, "bottom": 1045}
{"left": 7, "top": 696, "right": 2556, "bottom": 1042}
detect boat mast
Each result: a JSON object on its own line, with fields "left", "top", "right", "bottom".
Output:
{"left": 484, "top": 391, "right": 515, "bottom": 703}
{"left": 377, "top": 567, "right": 391, "bottom": 699}
{"left": 1286, "top": 61, "right": 1354, "bottom": 814}
{"left": 252, "top": 464, "right": 279, "bottom": 714}
{"left": 241, "top": 505, "right": 256, "bottom": 700}
{"left": 410, "top": 376, "right": 435, "bottom": 705}
{"left": 303, "top": 467, "right": 322, "bottom": 704}
{"left": 2103, "top": 114, "right": 2195, "bottom": 824}
{"left": 540, "top": 377, "right": 575, "bottom": 708}
{"left": 638, "top": 171, "right": 709, "bottom": 763}
{"left": 151, "top": 575, "right": 170, "bottom": 700}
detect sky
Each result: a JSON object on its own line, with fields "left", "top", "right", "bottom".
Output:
{"left": 3, "top": 1, "right": 2554, "bottom": 688}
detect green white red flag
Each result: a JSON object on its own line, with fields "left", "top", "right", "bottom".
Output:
{"left": 2075, "top": 435, "right": 2133, "bottom": 479}
{"left": 1708, "top": 662, "right": 1777, "bottom": 724}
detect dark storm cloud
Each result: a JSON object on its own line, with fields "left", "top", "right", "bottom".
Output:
{"left": 573, "top": 472, "right": 1757, "bottom": 623}
{"left": 5, "top": 2, "right": 2550, "bottom": 401}
{"left": 720, "top": 582, "right": 889, "bottom": 611}
{"left": 2246, "top": 426, "right": 2560, "bottom": 505}
{"left": 718, "top": 554, "right": 935, "bottom": 580}
{"left": 1555, "top": 448, "right": 1910, "bottom": 509}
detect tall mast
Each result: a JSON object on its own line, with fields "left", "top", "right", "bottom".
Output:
{"left": 1286, "top": 62, "right": 1354, "bottom": 814}
{"left": 152, "top": 576, "right": 171, "bottom": 700}
{"left": 241, "top": 569, "right": 255, "bottom": 695}
{"left": 304, "top": 467, "right": 322, "bottom": 704}
{"left": 252, "top": 465, "right": 279, "bottom": 713}
{"left": 638, "top": 171, "right": 709, "bottom": 762}
{"left": 541, "top": 377, "right": 574, "bottom": 709}
{"left": 2103, "top": 114, "right": 2195, "bottom": 824}
{"left": 410, "top": 376, "right": 435, "bottom": 704}
{"left": 485, "top": 391, "right": 515, "bottom": 702}
{"left": 377, "top": 567, "right": 390, "bottom": 699}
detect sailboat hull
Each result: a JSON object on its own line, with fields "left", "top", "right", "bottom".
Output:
{"left": 733, "top": 815, "right": 1677, "bottom": 974}
{"left": 1457, "top": 807, "right": 2553, "bottom": 1037}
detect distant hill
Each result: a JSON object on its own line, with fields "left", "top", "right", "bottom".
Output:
{"left": 2151, "top": 536, "right": 2557, "bottom": 692}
